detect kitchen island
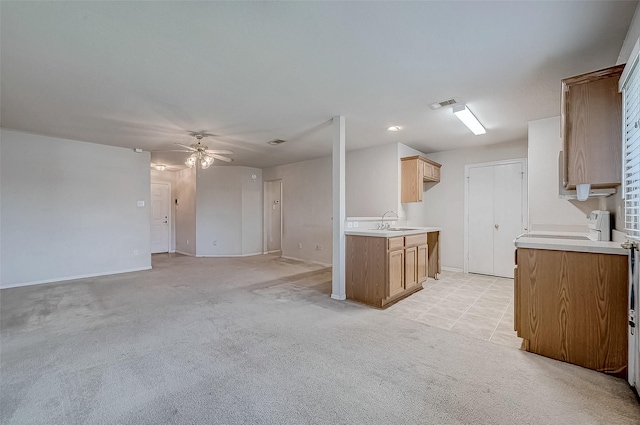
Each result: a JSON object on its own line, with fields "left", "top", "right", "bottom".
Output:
{"left": 513, "top": 234, "right": 627, "bottom": 375}
{"left": 345, "top": 227, "right": 440, "bottom": 308}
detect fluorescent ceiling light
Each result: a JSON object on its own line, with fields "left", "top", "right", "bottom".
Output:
{"left": 453, "top": 104, "right": 486, "bottom": 135}
{"left": 387, "top": 126, "right": 401, "bottom": 132}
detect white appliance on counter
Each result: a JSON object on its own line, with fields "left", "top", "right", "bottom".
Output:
{"left": 587, "top": 210, "right": 611, "bottom": 241}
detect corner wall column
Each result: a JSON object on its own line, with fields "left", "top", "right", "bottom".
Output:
{"left": 331, "top": 115, "right": 346, "bottom": 300}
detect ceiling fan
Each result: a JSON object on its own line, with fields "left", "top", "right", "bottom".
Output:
{"left": 157, "top": 134, "right": 234, "bottom": 169}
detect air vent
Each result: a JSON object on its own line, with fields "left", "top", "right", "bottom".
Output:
{"left": 429, "top": 98, "right": 458, "bottom": 110}
{"left": 268, "top": 139, "right": 286, "bottom": 145}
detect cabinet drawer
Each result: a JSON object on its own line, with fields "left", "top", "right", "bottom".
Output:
{"left": 388, "top": 237, "right": 404, "bottom": 251}
{"left": 404, "top": 233, "right": 427, "bottom": 247}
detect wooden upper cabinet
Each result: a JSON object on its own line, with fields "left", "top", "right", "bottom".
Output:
{"left": 562, "top": 64, "right": 624, "bottom": 189}
{"left": 401, "top": 156, "right": 442, "bottom": 203}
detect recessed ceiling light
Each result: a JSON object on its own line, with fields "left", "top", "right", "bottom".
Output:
{"left": 154, "top": 165, "right": 166, "bottom": 171}
{"left": 387, "top": 126, "right": 401, "bottom": 132}
{"left": 268, "top": 139, "right": 286, "bottom": 145}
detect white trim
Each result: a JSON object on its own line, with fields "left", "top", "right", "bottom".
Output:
{"left": 267, "top": 250, "right": 282, "bottom": 254}
{"left": 331, "top": 294, "right": 347, "bottom": 300}
{"left": 196, "top": 252, "right": 263, "bottom": 258}
{"left": 463, "top": 158, "right": 528, "bottom": 274}
{"left": 281, "top": 255, "right": 332, "bottom": 268}
{"left": 441, "top": 266, "right": 463, "bottom": 273}
{"left": 620, "top": 37, "right": 640, "bottom": 91}
{"left": 0, "top": 266, "right": 152, "bottom": 290}
{"left": 331, "top": 115, "right": 346, "bottom": 301}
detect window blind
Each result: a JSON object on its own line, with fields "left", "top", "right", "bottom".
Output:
{"left": 624, "top": 52, "right": 640, "bottom": 239}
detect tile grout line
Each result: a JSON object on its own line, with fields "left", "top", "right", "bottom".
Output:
{"left": 489, "top": 296, "right": 513, "bottom": 341}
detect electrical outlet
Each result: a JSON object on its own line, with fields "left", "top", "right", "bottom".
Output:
{"left": 133, "top": 249, "right": 139, "bottom": 256}
{"left": 186, "top": 239, "right": 189, "bottom": 245}
{"left": 353, "top": 222, "right": 359, "bottom": 228}
{"left": 213, "top": 240, "right": 217, "bottom": 246}
{"left": 316, "top": 244, "right": 322, "bottom": 251}
{"left": 298, "top": 242, "right": 303, "bottom": 249}
{"left": 347, "top": 222, "right": 353, "bottom": 228}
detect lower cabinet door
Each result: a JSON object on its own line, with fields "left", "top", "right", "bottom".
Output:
{"left": 388, "top": 250, "right": 405, "bottom": 297}
{"left": 417, "top": 244, "right": 428, "bottom": 283}
{"left": 405, "top": 246, "right": 418, "bottom": 288}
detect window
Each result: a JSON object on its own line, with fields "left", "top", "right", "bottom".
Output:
{"left": 623, "top": 41, "right": 640, "bottom": 239}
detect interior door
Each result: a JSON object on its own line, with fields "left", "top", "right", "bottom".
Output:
{"left": 150, "top": 183, "right": 170, "bottom": 254}
{"left": 468, "top": 166, "right": 495, "bottom": 275}
{"left": 493, "top": 162, "right": 524, "bottom": 277}
{"left": 265, "top": 180, "right": 282, "bottom": 253}
{"left": 467, "top": 161, "right": 524, "bottom": 278}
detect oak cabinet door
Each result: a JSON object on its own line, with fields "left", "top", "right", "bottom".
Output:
{"left": 388, "top": 250, "right": 405, "bottom": 297}
{"left": 417, "top": 244, "right": 428, "bottom": 283}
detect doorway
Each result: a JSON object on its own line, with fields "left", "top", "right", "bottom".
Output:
{"left": 151, "top": 183, "right": 171, "bottom": 254}
{"left": 264, "top": 180, "right": 282, "bottom": 254}
{"left": 464, "top": 159, "right": 527, "bottom": 278}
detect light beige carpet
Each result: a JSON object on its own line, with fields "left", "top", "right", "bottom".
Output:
{"left": 1, "top": 254, "right": 638, "bottom": 424}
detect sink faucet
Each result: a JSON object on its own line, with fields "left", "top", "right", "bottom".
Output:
{"left": 379, "top": 210, "right": 398, "bottom": 229}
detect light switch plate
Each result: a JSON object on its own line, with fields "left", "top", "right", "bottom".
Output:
{"left": 137, "top": 201, "right": 145, "bottom": 207}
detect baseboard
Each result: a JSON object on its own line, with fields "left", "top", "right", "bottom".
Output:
{"left": 331, "top": 293, "right": 346, "bottom": 300}
{"left": 196, "top": 252, "right": 263, "bottom": 258}
{"left": 0, "top": 266, "right": 153, "bottom": 290}
{"left": 281, "top": 255, "right": 332, "bottom": 268}
{"left": 175, "top": 250, "right": 196, "bottom": 256}
{"left": 267, "top": 250, "right": 282, "bottom": 254}
{"left": 441, "top": 266, "right": 463, "bottom": 273}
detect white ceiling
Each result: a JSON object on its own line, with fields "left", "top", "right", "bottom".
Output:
{"left": 1, "top": 1, "right": 637, "bottom": 169}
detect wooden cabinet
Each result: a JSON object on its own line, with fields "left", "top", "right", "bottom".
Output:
{"left": 515, "top": 248, "right": 627, "bottom": 374}
{"left": 388, "top": 249, "right": 405, "bottom": 297}
{"left": 562, "top": 64, "right": 624, "bottom": 189}
{"left": 401, "top": 156, "right": 442, "bottom": 203}
{"left": 346, "top": 233, "right": 428, "bottom": 308}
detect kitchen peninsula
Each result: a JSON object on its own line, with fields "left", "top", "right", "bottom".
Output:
{"left": 345, "top": 227, "right": 440, "bottom": 308}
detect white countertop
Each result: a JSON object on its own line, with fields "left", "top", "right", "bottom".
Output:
{"left": 514, "top": 234, "right": 627, "bottom": 256}
{"left": 345, "top": 227, "right": 441, "bottom": 238}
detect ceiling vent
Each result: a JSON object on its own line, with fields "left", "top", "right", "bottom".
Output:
{"left": 268, "top": 139, "right": 287, "bottom": 145}
{"left": 429, "top": 98, "right": 458, "bottom": 110}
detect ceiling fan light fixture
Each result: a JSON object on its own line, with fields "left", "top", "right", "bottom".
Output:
{"left": 387, "top": 126, "right": 401, "bottom": 132}
{"left": 185, "top": 156, "right": 196, "bottom": 168}
{"left": 453, "top": 104, "right": 486, "bottom": 135}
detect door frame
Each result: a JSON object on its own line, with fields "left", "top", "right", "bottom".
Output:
{"left": 463, "top": 158, "right": 527, "bottom": 274}
{"left": 263, "top": 179, "right": 283, "bottom": 254}
{"left": 150, "top": 182, "right": 172, "bottom": 254}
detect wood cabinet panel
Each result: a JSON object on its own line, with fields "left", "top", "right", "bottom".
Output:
{"left": 388, "top": 250, "right": 405, "bottom": 297}
{"left": 417, "top": 244, "right": 428, "bottom": 284}
{"left": 427, "top": 231, "right": 441, "bottom": 279}
{"left": 405, "top": 233, "right": 427, "bottom": 247}
{"left": 404, "top": 246, "right": 418, "bottom": 288}
{"left": 346, "top": 236, "right": 387, "bottom": 307}
{"left": 562, "top": 65, "right": 624, "bottom": 189}
{"left": 516, "top": 248, "right": 627, "bottom": 374}
{"left": 401, "top": 156, "right": 441, "bottom": 203}
{"left": 388, "top": 237, "right": 404, "bottom": 252}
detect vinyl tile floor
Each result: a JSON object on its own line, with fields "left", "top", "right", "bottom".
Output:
{"left": 385, "top": 271, "right": 523, "bottom": 349}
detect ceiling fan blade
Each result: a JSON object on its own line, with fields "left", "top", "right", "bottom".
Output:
{"left": 206, "top": 149, "right": 234, "bottom": 155}
{"left": 206, "top": 153, "right": 233, "bottom": 163}
{"left": 154, "top": 149, "right": 192, "bottom": 153}
{"left": 175, "top": 143, "right": 196, "bottom": 151}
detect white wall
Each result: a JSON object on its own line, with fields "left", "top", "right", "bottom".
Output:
{"left": 175, "top": 167, "right": 197, "bottom": 255}
{"left": 0, "top": 129, "right": 151, "bottom": 288}
{"left": 150, "top": 169, "right": 177, "bottom": 252}
{"left": 195, "top": 166, "right": 262, "bottom": 256}
{"left": 528, "top": 116, "right": 599, "bottom": 232}
{"left": 263, "top": 156, "right": 333, "bottom": 265}
{"left": 346, "top": 143, "right": 399, "bottom": 217}
{"left": 412, "top": 140, "right": 528, "bottom": 271}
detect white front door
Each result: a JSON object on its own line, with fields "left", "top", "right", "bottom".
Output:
{"left": 467, "top": 160, "right": 525, "bottom": 278}
{"left": 150, "top": 183, "right": 170, "bottom": 254}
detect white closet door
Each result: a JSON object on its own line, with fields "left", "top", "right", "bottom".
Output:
{"left": 468, "top": 166, "right": 495, "bottom": 275}
{"left": 493, "top": 162, "right": 524, "bottom": 278}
